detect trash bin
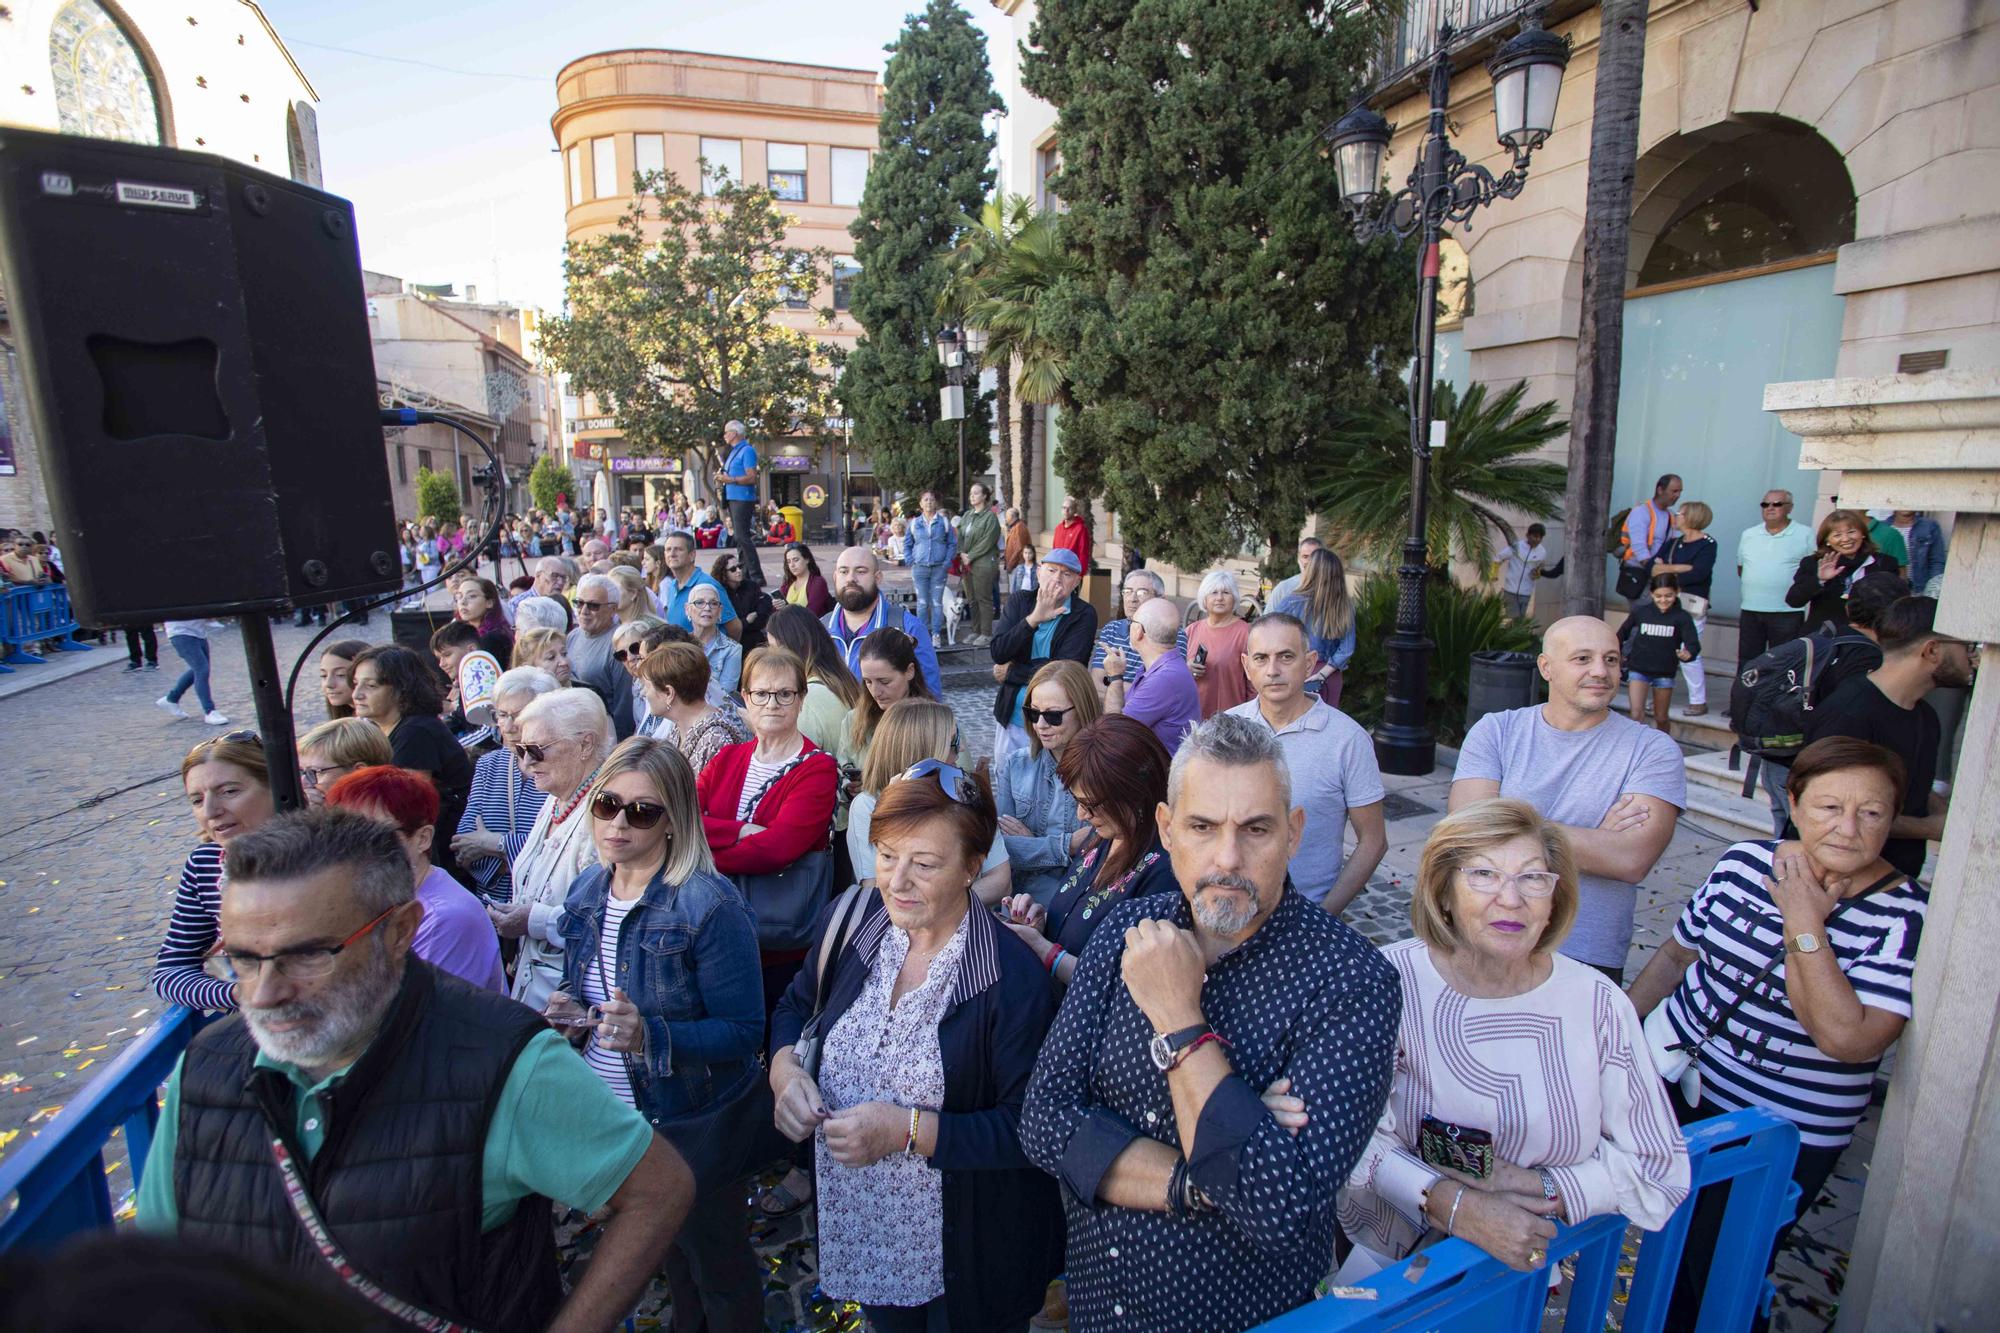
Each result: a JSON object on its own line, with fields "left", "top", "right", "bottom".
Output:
{"left": 780, "top": 505, "right": 806, "bottom": 544}
{"left": 1466, "top": 650, "right": 1537, "bottom": 734}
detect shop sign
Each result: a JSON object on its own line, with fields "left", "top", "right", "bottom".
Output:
{"left": 609, "top": 456, "right": 682, "bottom": 474}
{"left": 803, "top": 484, "right": 827, "bottom": 508}
{"left": 769, "top": 455, "right": 812, "bottom": 472}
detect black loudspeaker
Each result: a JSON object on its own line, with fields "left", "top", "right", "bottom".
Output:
{"left": 0, "top": 127, "right": 400, "bottom": 626}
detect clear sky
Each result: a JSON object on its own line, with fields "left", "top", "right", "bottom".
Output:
{"left": 258, "top": 0, "right": 1017, "bottom": 313}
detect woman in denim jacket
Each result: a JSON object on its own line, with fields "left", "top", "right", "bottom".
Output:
{"left": 551, "top": 736, "right": 768, "bottom": 1333}
{"left": 994, "top": 660, "right": 1099, "bottom": 906}
{"left": 1892, "top": 509, "right": 1949, "bottom": 595}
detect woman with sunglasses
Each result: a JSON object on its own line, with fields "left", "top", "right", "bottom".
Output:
{"left": 296, "top": 717, "right": 393, "bottom": 809}
{"left": 489, "top": 688, "right": 615, "bottom": 1009}
{"left": 448, "top": 666, "right": 562, "bottom": 906}
{"left": 778, "top": 542, "right": 833, "bottom": 617}
{"left": 636, "top": 642, "right": 750, "bottom": 776}
{"left": 612, "top": 616, "right": 668, "bottom": 736}
{"left": 770, "top": 760, "right": 1063, "bottom": 1333}
{"left": 547, "top": 737, "right": 767, "bottom": 1333}
{"left": 712, "top": 551, "right": 773, "bottom": 652}
{"left": 151, "top": 733, "right": 276, "bottom": 1011}
{"left": 349, "top": 645, "right": 476, "bottom": 887}
{"left": 849, "top": 700, "right": 1011, "bottom": 904}
{"left": 685, "top": 582, "right": 743, "bottom": 698}
{"left": 994, "top": 660, "right": 1100, "bottom": 907}
{"left": 999, "top": 716, "right": 1176, "bottom": 988}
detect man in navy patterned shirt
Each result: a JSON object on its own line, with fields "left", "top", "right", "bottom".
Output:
{"left": 1022, "top": 714, "right": 1401, "bottom": 1332}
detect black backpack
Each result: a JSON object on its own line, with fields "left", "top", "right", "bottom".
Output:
{"left": 1729, "top": 626, "right": 1877, "bottom": 759}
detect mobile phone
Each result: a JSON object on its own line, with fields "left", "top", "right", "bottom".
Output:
{"left": 1418, "top": 1115, "right": 1495, "bottom": 1179}
{"left": 1193, "top": 644, "right": 1209, "bottom": 668}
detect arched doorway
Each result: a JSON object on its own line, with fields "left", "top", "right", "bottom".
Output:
{"left": 1608, "top": 118, "right": 1854, "bottom": 621}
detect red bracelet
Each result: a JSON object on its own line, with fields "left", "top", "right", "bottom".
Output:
{"left": 1174, "top": 1031, "right": 1230, "bottom": 1067}
{"left": 1044, "top": 946, "right": 1065, "bottom": 973}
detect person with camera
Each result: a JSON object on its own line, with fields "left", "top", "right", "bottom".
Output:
{"left": 1338, "top": 799, "right": 1687, "bottom": 1280}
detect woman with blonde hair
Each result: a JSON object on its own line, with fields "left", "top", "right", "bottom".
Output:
{"left": 848, "top": 698, "right": 1011, "bottom": 903}
{"left": 512, "top": 626, "right": 571, "bottom": 685}
{"left": 1338, "top": 797, "right": 1687, "bottom": 1280}
{"left": 607, "top": 564, "right": 653, "bottom": 625}
{"left": 150, "top": 734, "right": 275, "bottom": 1012}
{"left": 295, "top": 717, "right": 394, "bottom": 808}
{"left": 993, "top": 659, "right": 1099, "bottom": 905}
{"left": 1274, "top": 547, "right": 1356, "bottom": 706}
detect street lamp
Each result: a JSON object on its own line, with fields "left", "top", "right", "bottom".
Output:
{"left": 937, "top": 325, "right": 967, "bottom": 508}
{"left": 1329, "top": 11, "right": 1569, "bottom": 777}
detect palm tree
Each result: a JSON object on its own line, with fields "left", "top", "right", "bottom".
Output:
{"left": 1308, "top": 378, "right": 1567, "bottom": 571}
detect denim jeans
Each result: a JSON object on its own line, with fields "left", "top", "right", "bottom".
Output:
{"left": 166, "top": 635, "right": 214, "bottom": 713}
{"left": 912, "top": 562, "right": 948, "bottom": 642}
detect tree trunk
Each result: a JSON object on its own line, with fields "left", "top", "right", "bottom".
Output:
{"left": 1023, "top": 402, "right": 1046, "bottom": 533}
{"left": 993, "top": 359, "right": 1015, "bottom": 510}
{"left": 1562, "top": 0, "right": 1650, "bottom": 617}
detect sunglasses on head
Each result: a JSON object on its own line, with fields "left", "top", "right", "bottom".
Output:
{"left": 590, "top": 792, "right": 667, "bottom": 829}
{"left": 898, "top": 758, "right": 979, "bottom": 805}
{"left": 188, "top": 730, "right": 260, "bottom": 761}
{"left": 1022, "top": 705, "right": 1075, "bottom": 727}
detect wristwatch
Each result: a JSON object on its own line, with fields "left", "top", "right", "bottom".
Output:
{"left": 1789, "top": 932, "right": 1823, "bottom": 955}
{"left": 1150, "top": 1022, "right": 1212, "bottom": 1073}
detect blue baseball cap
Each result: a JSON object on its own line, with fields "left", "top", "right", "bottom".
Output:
{"left": 1040, "top": 548, "right": 1083, "bottom": 574}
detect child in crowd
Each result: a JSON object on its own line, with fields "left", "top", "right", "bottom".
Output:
{"left": 1620, "top": 572, "right": 1700, "bottom": 733}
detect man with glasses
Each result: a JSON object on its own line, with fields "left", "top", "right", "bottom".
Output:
{"left": 823, "top": 545, "right": 943, "bottom": 695}
{"left": 1735, "top": 488, "right": 1818, "bottom": 664}
{"left": 136, "top": 809, "right": 693, "bottom": 1331}
{"left": 1091, "top": 568, "right": 1188, "bottom": 693}
{"left": 658, "top": 531, "right": 741, "bottom": 640}
{"left": 567, "top": 573, "right": 635, "bottom": 740}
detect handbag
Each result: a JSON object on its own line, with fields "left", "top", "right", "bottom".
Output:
{"left": 791, "top": 883, "right": 870, "bottom": 1080}
{"left": 731, "top": 752, "right": 837, "bottom": 950}
{"left": 1680, "top": 592, "right": 1710, "bottom": 621}
{"left": 1615, "top": 562, "right": 1649, "bottom": 600}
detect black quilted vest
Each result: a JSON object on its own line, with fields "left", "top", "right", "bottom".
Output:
{"left": 173, "top": 962, "right": 562, "bottom": 1332}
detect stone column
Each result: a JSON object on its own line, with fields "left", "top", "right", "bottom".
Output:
{"left": 1764, "top": 370, "right": 2000, "bottom": 1331}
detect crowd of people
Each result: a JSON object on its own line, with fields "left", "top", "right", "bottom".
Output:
{"left": 101, "top": 464, "right": 1968, "bottom": 1333}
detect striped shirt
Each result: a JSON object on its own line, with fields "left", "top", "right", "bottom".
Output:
{"left": 738, "top": 751, "right": 797, "bottom": 821}
{"left": 151, "top": 842, "right": 237, "bottom": 1012}
{"left": 1663, "top": 840, "right": 1928, "bottom": 1148}
{"left": 456, "top": 749, "right": 540, "bottom": 904}
{"left": 582, "top": 893, "right": 640, "bottom": 1107}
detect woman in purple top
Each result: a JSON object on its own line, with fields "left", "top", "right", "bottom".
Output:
{"left": 328, "top": 765, "right": 506, "bottom": 993}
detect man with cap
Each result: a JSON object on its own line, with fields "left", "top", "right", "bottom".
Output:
{"left": 991, "top": 547, "right": 1098, "bottom": 767}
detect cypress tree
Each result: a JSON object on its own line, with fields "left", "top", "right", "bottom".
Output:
{"left": 1023, "top": 0, "right": 1416, "bottom": 573}
{"left": 844, "top": 0, "right": 1003, "bottom": 504}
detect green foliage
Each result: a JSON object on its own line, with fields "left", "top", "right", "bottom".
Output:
{"left": 843, "top": 0, "right": 1002, "bottom": 503}
{"left": 943, "top": 197, "right": 1082, "bottom": 408}
{"left": 1310, "top": 378, "right": 1568, "bottom": 569}
{"left": 1341, "top": 573, "right": 1543, "bottom": 745}
{"left": 1021, "top": 0, "right": 1415, "bottom": 571}
{"left": 539, "top": 166, "right": 842, "bottom": 492}
{"left": 414, "top": 467, "right": 460, "bottom": 527}
{"left": 527, "top": 453, "right": 568, "bottom": 514}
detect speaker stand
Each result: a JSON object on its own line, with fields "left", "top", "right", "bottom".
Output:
{"left": 240, "top": 616, "right": 305, "bottom": 812}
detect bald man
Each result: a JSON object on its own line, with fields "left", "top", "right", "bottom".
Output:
{"left": 1449, "top": 616, "right": 1686, "bottom": 982}
{"left": 823, "top": 546, "right": 943, "bottom": 696}
{"left": 1103, "top": 595, "right": 1199, "bottom": 755}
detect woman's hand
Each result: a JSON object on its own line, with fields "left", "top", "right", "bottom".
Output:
{"left": 1767, "top": 845, "right": 1846, "bottom": 932}
{"left": 488, "top": 900, "right": 532, "bottom": 940}
{"left": 1431, "top": 1182, "right": 1561, "bottom": 1272}
{"left": 1676, "top": 647, "right": 1693, "bottom": 661}
{"left": 997, "top": 814, "right": 1034, "bottom": 837}
{"left": 1436, "top": 1155, "right": 1550, "bottom": 1206}
{"left": 451, "top": 815, "right": 505, "bottom": 863}
{"left": 1002, "top": 893, "right": 1047, "bottom": 931}
{"left": 543, "top": 991, "right": 591, "bottom": 1046}
{"left": 1189, "top": 654, "right": 1208, "bottom": 680}
{"left": 1261, "top": 1077, "right": 1307, "bottom": 1137}
{"left": 822, "top": 1101, "right": 911, "bottom": 1168}
{"left": 595, "top": 987, "right": 644, "bottom": 1055}
{"left": 772, "top": 1063, "right": 829, "bottom": 1143}
{"left": 1817, "top": 549, "right": 1843, "bottom": 582}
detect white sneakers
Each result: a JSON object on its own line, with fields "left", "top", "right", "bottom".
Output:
{"left": 156, "top": 696, "right": 187, "bottom": 719}
{"left": 203, "top": 710, "right": 230, "bottom": 726}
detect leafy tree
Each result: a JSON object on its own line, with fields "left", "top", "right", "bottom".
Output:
{"left": 843, "top": 0, "right": 1002, "bottom": 504}
{"left": 415, "top": 467, "right": 460, "bottom": 527}
{"left": 539, "top": 167, "right": 843, "bottom": 499}
{"left": 1309, "top": 379, "right": 1567, "bottom": 569}
{"left": 1022, "top": 0, "right": 1415, "bottom": 574}
{"left": 1341, "top": 572, "right": 1543, "bottom": 744}
{"left": 528, "top": 452, "right": 568, "bottom": 514}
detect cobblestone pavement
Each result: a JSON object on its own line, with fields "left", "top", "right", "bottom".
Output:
{"left": 0, "top": 549, "right": 1861, "bottom": 1329}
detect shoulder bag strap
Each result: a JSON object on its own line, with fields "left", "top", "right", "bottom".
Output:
{"left": 813, "top": 884, "right": 869, "bottom": 1009}
{"left": 269, "top": 1138, "right": 485, "bottom": 1333}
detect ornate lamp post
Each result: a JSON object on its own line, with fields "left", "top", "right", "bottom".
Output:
{"left": 937, "top": 326, "right": 967, "bottom": 508}
{"left": 1329, "top": 12, "right": 1569, "bottom": 776}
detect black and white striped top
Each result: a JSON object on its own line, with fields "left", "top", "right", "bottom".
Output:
{"left": 151, "top": 842, "right": 237, "bottom": 1012}
{"left": 581, "top": 894, "right": 640, "bottom": 1107}
{"left": 1663, "top": 840, "right": 1927, "bottom": 1148}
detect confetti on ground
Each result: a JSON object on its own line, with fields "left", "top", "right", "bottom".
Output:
{"left": 16, "top": 1036, "right": 37, "bottom": 1046}
{"left": 131, "top": 1008, "right": 150, "bottom": 1019}
{"left": 76, "top": 1059, "right": 94, "bottom": 1071}
{"left": 29, "top": 1105, "right": 61, "bottom": 1124}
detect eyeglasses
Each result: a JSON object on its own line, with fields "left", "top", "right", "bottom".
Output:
{"left": 1023, "top": 705, "right": 1076, "bottom": 726}
{"left": 591, "top": 792, "right": 667, "bottom": 829}
{"left": 900, "top": 758, "right": 979, "bottom": 804}
{"left": 575, "top": 599, "right": 611, "bottom": 611}
{"left": 688, "top": 599, "right": 721, "bottom": 611}
{"left": 746, "top": 688, "right": 801, "bottom": 707}
{"left": 206, "top": 904, "right": 399, "bottom": 982}
{"left": 612, "top": 645, "right": 646, "bottom": 662}
{"left": 300, "top": 762, "right": 355, "bottom": 788}
{"left": 1457, "top": 866, "right": 1562, "bottom": 898}
{"left": 513, "top": 738, "right": 569, "bottom": 763}
{"left": 1760, "top": 501, "right": 1790, "bottom": 508}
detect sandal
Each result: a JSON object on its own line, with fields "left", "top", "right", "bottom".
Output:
{"left": 756, "top": 1168, "right": 813, "bottom": 1219}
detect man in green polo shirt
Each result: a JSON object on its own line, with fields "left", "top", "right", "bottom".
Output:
{"left": 136, "top": 809, "right": 689, "bottom": 1331}
{"left": 958, "top": 482, "right": 1004, "bottom": 645}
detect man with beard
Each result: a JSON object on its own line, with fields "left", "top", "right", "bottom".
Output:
{"left": 822, "top": 545, "right": 942, "bottom": 696}
{"left": 1021, "top": 715, "right": 1400, "bottom": 1333}
{"left": 137, "top": 809, "right": 691, "bottom": 1331}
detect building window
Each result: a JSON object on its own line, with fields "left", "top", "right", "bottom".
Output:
{"left": 832, "top": 258, "right": 860, "bottom": 312}
{"left": 395, "top": 443, "right": 407, "bottom": 484}
{"left": 592, "top": 137, "right": 618, "bottom": 200}
{"left": 767, "top": 143, "right": 807, "bottom": 201}
{"left": 780, "top": 283, "right": 810, "bottom": 311}
{"left": 700, "top": 138, "right": 742, "bottom": 195}
{"left": 634, "top": 133, "right": 665, "bottom": 187}
{"left": 1035, "top": 141, "right": 1064, "bottom": 212}
{"left": 567, "top": 144, "right": 584, "bottom": 205}
{"left": 47, "top": 0, "right": 163, "bottom": 146}
{"left": 831, "top": 147, "right": 868, "bottom": 206}
{"left": 418, "top": 448, "right": 433, "bottom": 474}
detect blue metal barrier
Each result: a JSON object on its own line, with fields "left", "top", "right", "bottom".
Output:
{"left": 1255, "top": 1108, "right": 1802, "bottom": 1333}
{"left": 0, "top": 581, "right": 90, "bottom": 667}
{"left": 0, "top": 1006, "right": 203, "bottom": 1252}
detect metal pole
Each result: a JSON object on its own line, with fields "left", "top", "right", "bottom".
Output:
{"left": 955, "top": 328, "right": 968, "bottom": 509}
{"left": 1372, "top": 36, "right": 1449, "bottom": 777}
{"left": 239, "top": 616, "right": 305, "bottom": 812}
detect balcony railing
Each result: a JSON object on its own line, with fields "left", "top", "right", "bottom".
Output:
{"left": 1366, "top": 0, "right": 1587, "bottom": 97}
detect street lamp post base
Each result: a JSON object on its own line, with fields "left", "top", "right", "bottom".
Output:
{"left": 1372, "top": 721, "right": 1437, "bottom": 778}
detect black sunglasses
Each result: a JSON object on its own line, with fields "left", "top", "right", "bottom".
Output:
{"left": 898, "top": 758, "right": 979, "bottom": 805}
{"left": 1022, "top": 705, "right": 1075, "bottom": 727}
{"left": 590, "top": 792, "right": 666, "bottom": 830}
{"left": 513, "top": 740, "right": 565, "bottom": 763}
{"left": 612, "top": 645, "right": 644, "bottom": 662}
{"left": 1760, "top": 501, "right": 1790, "bottom": 508}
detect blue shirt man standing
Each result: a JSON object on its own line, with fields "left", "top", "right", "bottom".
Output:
{"left": 715, "top": 420, "right": 764, "bottom": 589}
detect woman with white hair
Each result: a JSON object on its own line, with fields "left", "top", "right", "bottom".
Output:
{"left": 450, "top": 666, "right": 562, "bottom": 906}
{"left": 1185, "top": 568, "right": 1254, "bottom": 717}
{"left": 511, "top": 594, "right": 571, "bottom": 636}
{"left": 489, "top": 686, "right": 614, "bottom": 1008}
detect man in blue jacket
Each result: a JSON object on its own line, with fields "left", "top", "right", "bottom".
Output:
{"left": 824, "top": 545, "right": 943, "bottom": 696}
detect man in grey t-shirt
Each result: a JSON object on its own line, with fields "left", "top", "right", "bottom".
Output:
{"left": 1450, "top": 616, "right": 1685, "bottom": 980}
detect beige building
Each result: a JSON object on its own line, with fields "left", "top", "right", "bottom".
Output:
{"left": 0, "top": 0, "right": 322, "bottom": 532}
{"left": 549, "top": 48, "right": 881, "bottom": 529}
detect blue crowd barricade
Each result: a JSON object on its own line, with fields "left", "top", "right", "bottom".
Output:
{"left": 0, "top": 1006, "right": 204, "bottom": 1252}
{"left": 0, "top": 581, "right": 90, "bottom": 666}
{"left": 1255, "top": 1108, "right": 1802, "bottom": 1333}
